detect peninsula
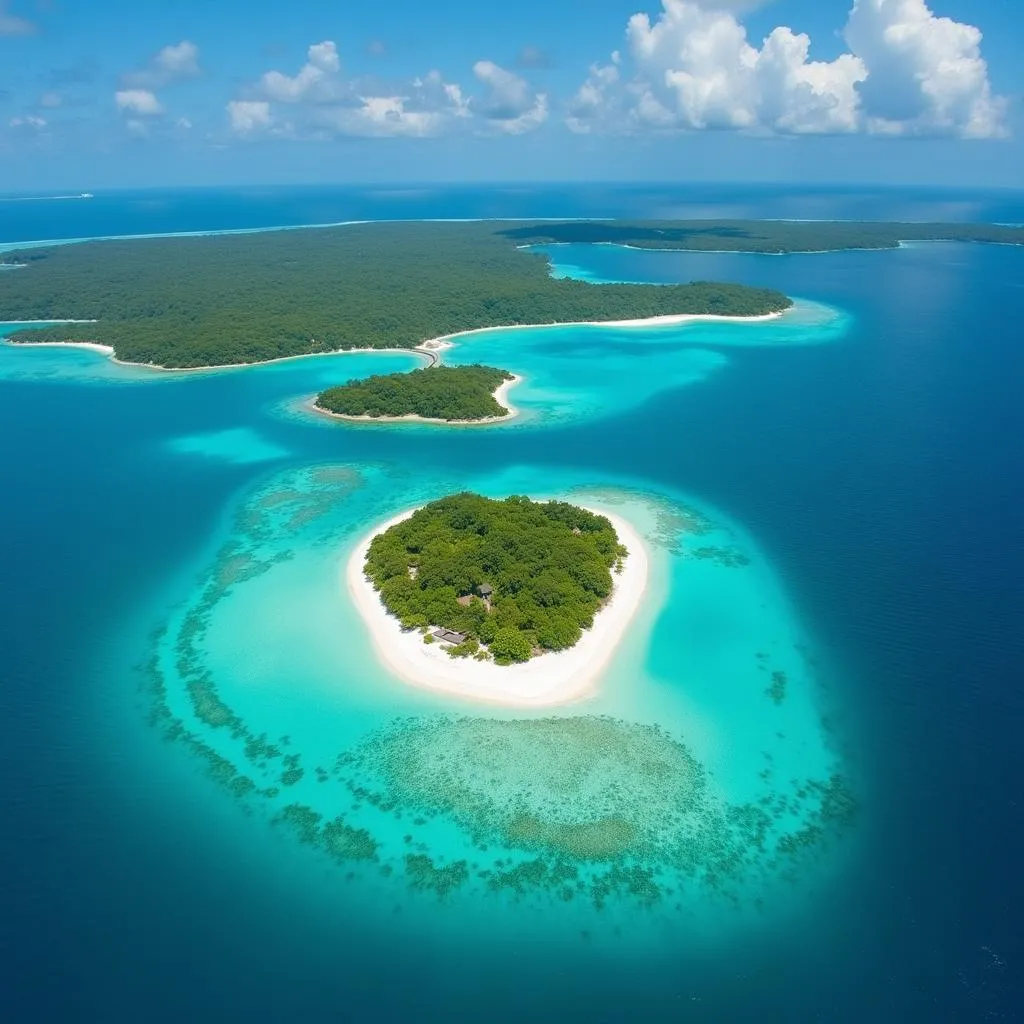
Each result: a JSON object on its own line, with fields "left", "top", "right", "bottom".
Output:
{"left": 0, "top": 221, "right": 791, "bottom": 368}
{"left": 499, "top": 220, "right": 1024, "bottom": 253}
{"left": 348, "top": 493, "right": 648, "bottom": 705}
{"left": 315, "top": 364, "right": 517, "bottom": 423}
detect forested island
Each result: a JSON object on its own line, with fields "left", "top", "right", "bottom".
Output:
{"left": 0, "top": 221, "right": 790, "bottom": 368}
{"left": 315, "top": 365, "right": 515, "bottom": 422}
{"left": 364, "top": 493, "right": 626, "bottom": 664}
{"left": 500, "top": 220, "right": 1024, "bottom": 253}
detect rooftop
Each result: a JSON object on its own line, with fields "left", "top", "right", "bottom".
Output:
{"left": 433, "top": 628, "right": 468, "bottom": 645}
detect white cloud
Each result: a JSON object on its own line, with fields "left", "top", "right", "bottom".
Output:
{"left": 115, "top": 89, "right": 163, "bottom": 116}
{"left": 227, "top": 100, "right": 272, "bottom": 134}
{"left": 333, "top": 96, "right": 443, "bottom": 137}
{"left": 154, "top": 40, "right": 201, "bottom": 79}
{"left": 844, "top": 0, "right": 1007, "bottom": 138}
{"left": 260, "top": 40, "right": 341, "bottom": 103}
{"left": 624, "top": 1, "right": 865, "bottom": 133}
{"left": 8, "top": 115, "right": 47, "bottom": 129}
{"left": 38, "top": 91, "right": 62, "bottom": 109}
{"left": 570, "top": 0, "right": 1007, "bottom": 138}
{"left": 231, "top": 42, "right": 474, "bottom": 139}
{"left": 0, "top": 1, "right": 34, "bottom": 36}
{"left": 123, "top": 40, "right": 201, "bottom": 89}
{"left": 567, "top": 54, "right": 621, "bottom": 134}
{"left": 472, "top": 61, "right": 548, "bottom": 133}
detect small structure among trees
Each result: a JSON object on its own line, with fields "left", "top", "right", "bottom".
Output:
{"left": 433, "top": 629, "right": 468, "bottom": 645}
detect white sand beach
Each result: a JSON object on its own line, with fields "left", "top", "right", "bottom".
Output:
{"left": 5, "top": 338, "right": 110, "bottom": 354}
{"left": 310, "top": 374, "right": 522, "bottom": 427}
{"left": 2, "top": 338, "right": 434, "bottom": 374}
{"left": 4, "top": 305, "right": 785, "bottom": 374}
{"left": 344, "top": 503, "right": 649, "bottom": 707}
{"left": 417, "top": 309, "right": 784, "bottom": 349}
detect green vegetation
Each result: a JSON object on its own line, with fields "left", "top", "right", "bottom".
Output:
{"left": 0, "top": 221, "right": 790, "bottom": 368}
{"left": 499, "top": 220, "right": 1024, "bottom": 253}
{"left": 315, "top": 364, "right": 514, "bottom": 422}
{"left": 364, "top": 493, "right": 625, "bottom": 663}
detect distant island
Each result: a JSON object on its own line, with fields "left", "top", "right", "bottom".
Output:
{"left": 315, "top": 365, "right": 517, "bottom": 423}
{"left": 0, "top": 221, "right": 791, "bottom": 368}
{"left": 499, "top": 220, "right": 1024, "bottom": 253}
{"left": 363, "top": 493, "right": 626, "bottom": 664}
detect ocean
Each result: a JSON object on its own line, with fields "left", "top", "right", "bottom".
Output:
{"left": 1, "top": 186, "right": 1022, "bottom": 1022}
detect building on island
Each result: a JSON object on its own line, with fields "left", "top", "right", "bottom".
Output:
{"left": 433, "top": 629, "right": 468, "bottom": 645}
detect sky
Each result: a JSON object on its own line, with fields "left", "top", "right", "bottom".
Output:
{"left": 0, "top": 0, "right": 1021, "bottom": 191}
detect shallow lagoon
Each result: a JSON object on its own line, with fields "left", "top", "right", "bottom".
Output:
{"left": 146, "top": 460, "right": 851, "bottom": 946}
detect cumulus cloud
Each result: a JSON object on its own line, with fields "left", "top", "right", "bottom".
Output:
{"left": 845, "top": 0, "right": 1007, "bottom": 138}
{"left": 567, "top": 54, "right": 622, "bottom": 134}
{"left": 0, "top": 1, "right": 35, "bottom": 36}
{"left": 115, "top": 89, "right": 163, "bottom": 116}
{"left": 122, "top": 40, "right": 201, "bottom": 89}
{"left": 229, "top": 41, "right": 482, "bottom": 139}
{"left": 472, "top": 61, "right": 548, "bottom": 133}
{"left": 227, "top": 100, "right": 272, "bottom": 134}
{"left": 260, "top": 40, "right": 341, "bottom": 103}
{"left": 623, "top": 1, "right": 866, "bottom": 133}
{"left": 326, "top": 96, "right": 443, "bottom": 137}
{"left": 570, "top": 0, "right": 1007, "bottom": 138}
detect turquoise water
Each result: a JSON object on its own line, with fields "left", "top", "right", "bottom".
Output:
{"left": 5, "top": 197, "right": 1024, "bottom": 1018}
{"left": 148, "top": 462, "right": 848, "bottom": 948}
{"left": 0, "top": 267, "right": 853, "bottom": 952}
{"left": 5, "top": 300, "right": 846, "bottom": 434}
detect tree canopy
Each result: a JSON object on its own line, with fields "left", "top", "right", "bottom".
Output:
{"left": 315, "top": 365, "right": 514, "bottom": 421}
{"left": 364, "top": 493, "right": 626, "bottom": 664}
{"left": 0, "top": 221, "right": 791, "bottom": 368}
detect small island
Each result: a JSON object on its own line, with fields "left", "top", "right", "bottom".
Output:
{"left": 314, "top": 364, "right": 517, "bottom": 424}
{"left": 347, "top": 493, "right": 649, "bottom": 705}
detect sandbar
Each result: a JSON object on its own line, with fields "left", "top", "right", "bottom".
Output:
{"left": 344, "top": 503, "right": 649, "bottom": 707}
{"left": 417, "top": 309, "right": 783, "bottom": 348}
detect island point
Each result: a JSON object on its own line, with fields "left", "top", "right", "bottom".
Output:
{"left": 346, "top": 492, "right": 648, "bottom": 706}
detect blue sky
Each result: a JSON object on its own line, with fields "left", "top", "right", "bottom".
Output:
{"left": 1, "top": 0, "right": 1021, "bottom": 191}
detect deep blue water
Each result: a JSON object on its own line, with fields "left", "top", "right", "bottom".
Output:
{"left": 1, "top": 182, "right": 1024, "bottom": 244}
{"left": 2, "top": 188, "right": 1023, "bottom": 1021}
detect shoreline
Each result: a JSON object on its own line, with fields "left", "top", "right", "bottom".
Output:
{"left": 1, "top": 338, "right": 436, "bottom": 374}
{"left": 403, "top": 308, "right": 786, "bottom": 348}
{"left": 2, "top": 307, "right": 787, "bottom": 373}
{"left": 344, "top": 502, "right": 650, "bottom": 707}
{"left": 308, "top": 373, "right": 522, "bottom": 427}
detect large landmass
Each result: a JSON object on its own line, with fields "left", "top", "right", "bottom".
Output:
{"left": 498, "top": 220, "right": 1024, "bottom": 253}
{"left": 364, "top": 493, "right": 625, "bottom": 664}
{"left": 315, "top": 365, "right": 515, "bottom": 422}
{"left": 0, "top": 221, "right": 790, "bottom": 369}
